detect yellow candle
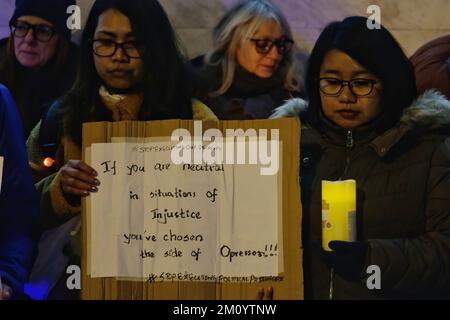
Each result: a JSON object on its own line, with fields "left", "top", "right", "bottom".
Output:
{"left": 321, "top": 180, "right": 357, "bottom": 251}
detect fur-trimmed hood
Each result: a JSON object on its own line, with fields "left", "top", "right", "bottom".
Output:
{"left": 271, "top": 90, "right": 450, "bottom": 156}
{"left": 399, "top": 90, "right": 450, "bottom": 130}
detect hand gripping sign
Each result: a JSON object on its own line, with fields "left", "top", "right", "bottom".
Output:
{"left": 81, "top": 118, "right": 302, "bottom": 300}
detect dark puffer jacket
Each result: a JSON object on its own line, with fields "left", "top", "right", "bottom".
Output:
{"left": 272, "top": 90, "right": 450, "bottom": 299}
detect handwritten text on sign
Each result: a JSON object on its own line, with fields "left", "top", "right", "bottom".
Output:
{"left": 89, "top": 141, "right": 280, "bottom": 280}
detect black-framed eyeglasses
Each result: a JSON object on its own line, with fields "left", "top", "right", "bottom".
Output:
{"left": 92, "top": 39, "right": 145, "bottom": 59}
{"left": 249, "top": 38, "right": 294, "bottom": 55}
{"left": 10, "top": 20, "right": 56, "bottom": 42}
{"left": 319, "top": 77, "right": 380, "bottom": 96}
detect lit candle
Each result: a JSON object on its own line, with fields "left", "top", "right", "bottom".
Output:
{"left": 321, "top": 180, "right": 357, "bottom": 251}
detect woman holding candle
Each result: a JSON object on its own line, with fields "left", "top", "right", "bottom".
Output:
{"left": 272, "top": 16, "right": 450, "bottom": 299}
{"left": 26, "top": 0, "right": 217, "bottom": 299}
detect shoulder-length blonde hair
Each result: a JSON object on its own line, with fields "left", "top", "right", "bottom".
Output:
{"left": 204, "top": 0, "right": 302, "bottom": 96}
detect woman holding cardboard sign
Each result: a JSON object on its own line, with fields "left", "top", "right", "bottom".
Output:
{"left": 272, "top": 16, "right": 450, "bottom": 299}
{"left": 27, "top": 0, "right": 217, "bottom": 299}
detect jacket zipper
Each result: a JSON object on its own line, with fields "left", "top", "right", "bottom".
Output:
{"left": 339, "top": 130, "right": 354, "bottom": 180}
{"left": 331, "top": 130, "right": 354, "bottom": 299}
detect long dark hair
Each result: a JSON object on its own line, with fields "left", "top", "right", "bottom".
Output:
{"left": 64, "top": 0, "right": 193, "bottom": 145}
{"left": 305, "top": 16, "right": 417, "bottom": 132}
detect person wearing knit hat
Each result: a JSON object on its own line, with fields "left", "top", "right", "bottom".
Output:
{"left": 9, "top": 0, "right": 75, "bottom": 42}
{"left": 0, "top": 0, "right": 78, "bottom": 139}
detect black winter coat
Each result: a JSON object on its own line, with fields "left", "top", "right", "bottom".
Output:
{"left": 272, "top": 90, "right": 450, "bottom": 299}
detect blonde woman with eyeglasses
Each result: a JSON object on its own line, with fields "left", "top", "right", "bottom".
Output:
{"left": 192, "top": 0, "right": 305, "bottom": 120}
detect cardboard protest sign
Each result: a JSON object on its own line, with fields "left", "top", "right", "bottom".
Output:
{"left": 81, "top": 118, "right": 302, "bottom": 300}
